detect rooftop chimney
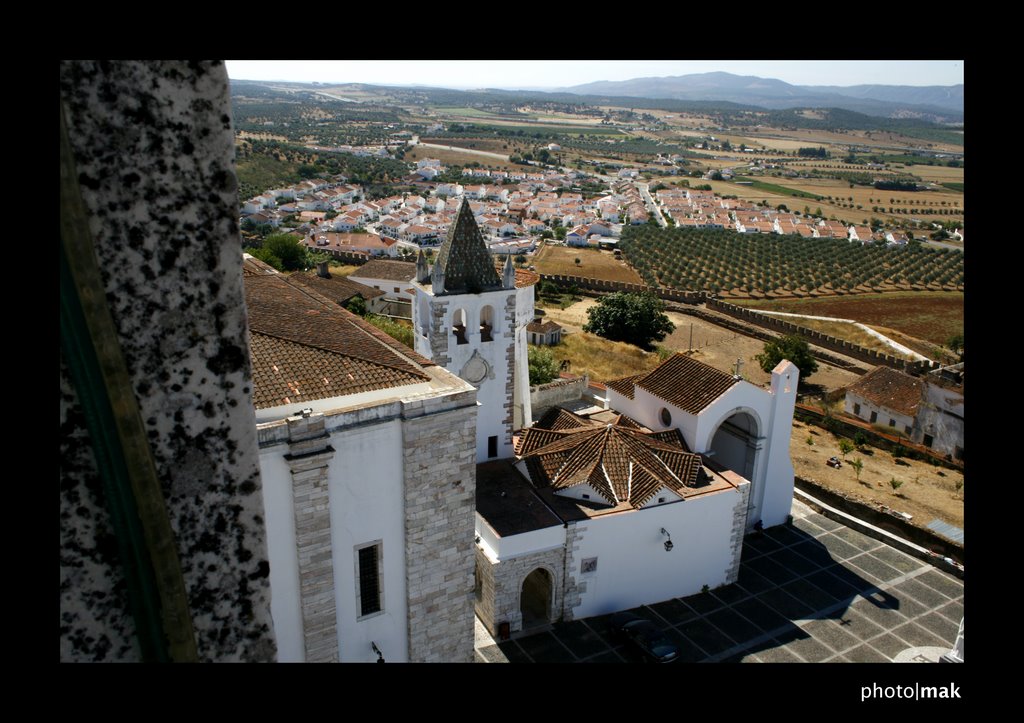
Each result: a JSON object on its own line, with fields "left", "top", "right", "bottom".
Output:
{"left": 317, "top": 261, "right": 330, "bottom": 279}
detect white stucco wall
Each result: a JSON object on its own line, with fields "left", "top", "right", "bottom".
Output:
{"left": 918, "top": 384, "right": 964, "bottom": 458}
{"left": 258, "top": 417, "right": 410, "bottom": 662}
{"left": 569, "top": 490, "right": 741, "bottom": 619}
{"left": 475, "top": 514, "right": 566, "bottom": 562}
{"left": 605, "top": 363, "right": 797, "bottom": 530}
{"left": 843, "top": 392, "right": 914, "bottom": 432}
{"left": 347, "top": 274, "right": 415, "bottom": 304}
{"left": 327, "top": 419, "right": 409, "bottom": 663}
{"left": 258, "top": 448, "right": 304, "bottom": 662}
{"left": 415, "top": 285, "right": 518, "bottom": 462}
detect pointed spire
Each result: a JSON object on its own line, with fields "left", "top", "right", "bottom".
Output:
{"left": 432, "top": 199, "right": 502, "bottom": 294}
{"left": 415, "top": 249, "right": 429, "bottom": 283}
{"left": 502, "top": 253, "right": 515, "bottom": 289}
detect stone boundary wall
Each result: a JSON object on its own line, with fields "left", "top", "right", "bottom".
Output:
{"left": 317, "top": 248, "right": 371, "bottom": 265}
{"left": 530, "top": 375, "right": 589, "bottom": 419}
{"left": 538, "top": 271, "right": 945, "bottom": 378}
{"left": 794, "top": 477, "right": 963, "bottom": 571}
{"left": 665, "top": 305, "right": 870, "bottom": 373}
{"left": 793, "top": 404, "right": 963, "bottom": 472}
{"left": 707, "top": 299, "right": 941, "bottom": 376}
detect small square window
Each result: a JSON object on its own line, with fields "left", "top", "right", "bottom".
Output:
{"left": 889, "top": 419, "right": 896, "bottom": 427}
{"left": 853, "top": 403, "right": 861, "bottom": 416}
{"left": 869, "top": 411, "right": 877, "bottom": 424}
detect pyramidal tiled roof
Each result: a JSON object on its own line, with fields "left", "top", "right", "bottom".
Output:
{"left": 433, "top": 199, "right": 502, "bottom": 293}
{"left": 516, "top": 411, "right": 702, "bottom": 509}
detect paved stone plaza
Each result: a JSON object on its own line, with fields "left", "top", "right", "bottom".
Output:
{"left": 474, "top": 501, "right": 963, "bottom": 663}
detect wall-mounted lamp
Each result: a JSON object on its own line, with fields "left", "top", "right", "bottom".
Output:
{"left": 661, "top": 528, "right": 673, "bottom": 552}
{"left": 371, "top": 641, "right": 385, "bottom": 663}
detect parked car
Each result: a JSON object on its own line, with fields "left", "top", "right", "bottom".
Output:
{"left": 609, "top": 612, "right": 679, "bottom": 663}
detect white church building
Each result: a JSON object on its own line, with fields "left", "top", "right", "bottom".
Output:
{"left": 244, "top": 256, "right": 479, "bottom": 663}
{"left": 243, "top": 198, "right": 799, "bottom": 657}
{"left": 473, "top": 352, "right": 798, "bottom": 638}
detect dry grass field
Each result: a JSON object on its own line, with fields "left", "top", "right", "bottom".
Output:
{"left": 542, "top": 299, "right": 862, "bottom": 394}
{"left": 792, "top": 418, "right": 963, "bottom": 530}
{"left": 544, "top": 331, "right": 664, "bottom": 382}
{"left": 532, "top": 245, "right": 645, "bottom": 284}
{"left": 404, "top": 145, "right": 520, "bottom": 171}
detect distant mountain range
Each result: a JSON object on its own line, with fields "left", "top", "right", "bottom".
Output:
{"left": 560, "top": 72, "right": 963, "bottom": 123}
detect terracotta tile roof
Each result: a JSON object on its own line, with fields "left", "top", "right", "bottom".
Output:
{"left": 287, "top": 270, "right": 386, "bottom": 304}
{"left": 531, "top": 407, "right": 593, "bottom": 433}
{"left": 604, "top": 374, "right": 641, "bottom": 399}
{"left": 243, "top": 259, "right": 433, "bottom": 410}
{"left": 846, "top": 366, "right": 923, "bottom": 417}
{"left": 434, "top": 199, "right": 503, "bottom": 294}
{"left": 242, "top": 255, "right": 279, "bottom": 276}
{"left": 608, "top": 353, "right": 738, "bottom": 414}
{"left": 489, "top": 264, "right": 539, "bottom": 289}
{"left": 526, "top": 319, "right": 563, "bottom": 334}
{"left": 517, "top": 412, "right": 702, "bottom": 509}
{"left": 350, "top": 259, "right": 416, "bottom": 282}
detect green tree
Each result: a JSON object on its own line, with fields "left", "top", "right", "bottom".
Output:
{"left": 850, "top": 457, "right": 864, "bottom": 482}
{"left": 582, "top": 292, "right": 675, "bottom": 351}
{"left": 947, "top": 332, "right": 964, "bottom": 358}
{"left": 755, "top": 335, "right": 818, "bottom": 381}
{"left": 528, "top": 345, "right": 560, "bottom": 386}
{"left": 343, "top": 296, "right": 367, "bottom": 317}
{"left": 255, "top": 233, "right": 308, "bottom": 271}
{"left": 838, "top": 438, "right": 855, "bottom": 460}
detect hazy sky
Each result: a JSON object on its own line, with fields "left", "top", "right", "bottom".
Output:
{"left": 226, "top": 60, "right": 963, "bottom": 90}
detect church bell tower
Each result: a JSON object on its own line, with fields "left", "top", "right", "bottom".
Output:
{"left": 412, "top": 199, "right": 533, "bottom": 462}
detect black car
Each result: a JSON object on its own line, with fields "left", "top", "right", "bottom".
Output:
{"left": 609, "top": 612, "right": 680, "bottom": 663}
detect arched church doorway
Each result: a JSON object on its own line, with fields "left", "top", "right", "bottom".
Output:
{"left": 520, "top": 568, "right": 552, "bottom": 629}
{"left": 709, "top": 411, "right": 759, "bottom": 482}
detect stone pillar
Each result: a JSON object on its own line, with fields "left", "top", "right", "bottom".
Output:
{"left": 60, "top": 60, "right": 274, "bottom": 662}
{"left": 502, "top": 294, "right": 517, "bottom": 446}
{"left": 562, "top": 523, "right": 587, "bottom": 621}
{"left": 284, "top": 413, "right": 338, "bottom": 663}
{"left": 725, "top": 481, "right": 752, "bottom": 582}
{"left": 402, "top": 402, "right": 477, "bottom": 662}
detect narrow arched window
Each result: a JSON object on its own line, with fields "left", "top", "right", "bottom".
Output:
{"left": 480, "top": 305, "right": 494, "bottom": 343}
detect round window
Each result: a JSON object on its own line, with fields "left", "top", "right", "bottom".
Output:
{"left": 660, "top": 408, "right": 672, "bottom": 427}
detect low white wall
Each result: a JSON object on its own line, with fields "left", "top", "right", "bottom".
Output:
{"left": 475, "top": 513, "right": 565, "bottom": 562}
{"left": 569, "top": 490, "right": 740, "bottom": 620}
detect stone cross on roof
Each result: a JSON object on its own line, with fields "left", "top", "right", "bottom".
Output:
{"left": 432, "top": 199, "right": 502, "bottom": 294}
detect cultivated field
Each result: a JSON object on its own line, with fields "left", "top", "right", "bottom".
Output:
{"left": 533, "top": 245, "right": 645, "bottom": 284}
{"left": 733, "top": 291, "right": 963, "bottom": 349}
{"left": 620, "top": 227, "right": 964, "bottom": 297}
